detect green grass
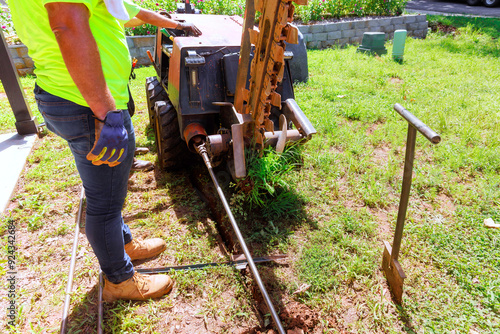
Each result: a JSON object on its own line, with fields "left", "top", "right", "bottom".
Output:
{"left": 428, "top": 14, "right": 500, "bottom": 39}
{"left": 1, "top": 15, "right": 500, "bottom": 332}
{"left": 232, "top": 146, "right": 304, "bottom": 218}
{"left": 286, "top": 19, "right": 500, "bottom": 332}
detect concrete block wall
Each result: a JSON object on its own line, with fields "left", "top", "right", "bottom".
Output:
{"left": 127, "top": 35, "right": 156, "bottom": 66}
{"left": 298, "top": 14, "right": 428, "bottom": 49}
{"left": 8, "top": 44, "right": 34, "bottom": 76}
{"left": 9, "top": 15, "right": 428, "bottom": 76}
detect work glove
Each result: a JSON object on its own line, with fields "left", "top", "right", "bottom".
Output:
{"left": 176, "top": 22, "right": 202, "bottom": 37}
{"left": 86, "top": 111, "right": 128, "bottom": 167}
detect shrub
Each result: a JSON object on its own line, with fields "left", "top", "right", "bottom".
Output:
{"left": 0, "top": 2, "right": 17, "bottom": 43}
{"left": 296, "top": 0, "right": 407, "bottom": 23}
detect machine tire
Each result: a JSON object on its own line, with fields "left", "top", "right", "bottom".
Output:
{"left": 484, "top": 0, "right": 499, "bottom": 6}
{"left": 153, "top": 100, "right": 191, "bottom": 170}
{"left": 146, "top": 76, "right": 168, "bottom": 127}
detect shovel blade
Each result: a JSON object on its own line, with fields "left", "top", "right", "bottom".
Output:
{"left": 382, "top": 240, "right": 406, "bottom": 304}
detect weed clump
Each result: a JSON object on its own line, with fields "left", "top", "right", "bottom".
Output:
{"left": 230, "top": 146, "right": 303, "bottom": 219}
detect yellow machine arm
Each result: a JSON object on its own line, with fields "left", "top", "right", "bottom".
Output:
{"left": 234, "top": 0, "right": 307, "bottom": 147}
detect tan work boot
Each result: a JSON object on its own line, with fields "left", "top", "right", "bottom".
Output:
{"left": 134, "top": 147, "right": 150, "bottom": 155}
{"left": 125, "top": 238, "right": 167, "bottom": 261}
{"left": 103, "top": 272, "right": 173, "bottom": 302}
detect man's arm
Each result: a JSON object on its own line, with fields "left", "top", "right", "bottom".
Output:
{"left": 45, "top": 3, "right": 115, "bottom": 120}
{"left": 127, "top": 9, "right": 201, "bottom": 36}
{"left": 133, "top": 9, "right": 178, "bottom": 29}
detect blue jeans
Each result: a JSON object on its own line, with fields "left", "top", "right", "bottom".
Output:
{"left": 34, "top": 84, "right": 135, "bottom": 283}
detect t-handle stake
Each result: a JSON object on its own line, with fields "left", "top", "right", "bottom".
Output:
{"left": 382, "top": 104, "right": 441, "bottom": 304}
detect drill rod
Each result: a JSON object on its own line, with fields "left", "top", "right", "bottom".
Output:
{"left": 136, "top": 255, "right": 286, "bottom": 274}
{"left": 60, "top": 186, "right": 84, "bottom": 334}
{"left": 97, "top": 270, "right": 103, "bottom": 334}
{"left": 196, "top": 143, "right": 286, "bottom": 334}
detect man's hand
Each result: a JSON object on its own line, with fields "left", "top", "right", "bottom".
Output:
{"left": 176, "top": 22, "right": 202, "bottom": 37}
{"left": 87, "top": 111, "right": 128, "bottom": 167}
{"left": 133, "top": 9, "right": 202, "bottom": 37}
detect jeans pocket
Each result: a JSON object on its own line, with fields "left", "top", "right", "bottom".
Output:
{"left": 41, "top": 110, "right": 92, "bottom": 155}
{"left": 36, "top": 94, "right": 92, "bottom": 156}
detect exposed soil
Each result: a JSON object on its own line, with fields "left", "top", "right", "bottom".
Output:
{"left": 429, "top": 22, "right": 459, "bottom": 35}
{"left": 388, "top": 77, "right": 404, "bottom": 86}
{"left": 279, "top": 301, "right": 319, "bottom": 332}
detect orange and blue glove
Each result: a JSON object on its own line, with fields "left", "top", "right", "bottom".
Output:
{"left": 86, "top": 110, "right": 128, "bottom": 167}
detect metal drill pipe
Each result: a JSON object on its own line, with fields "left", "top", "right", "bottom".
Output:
{"left": 136, "top": 256, "right": 286, "bottom": 274}
{"left": 196, "top": 143, "right": 286, "bottom": 334}
{"left": 60, "top": 186, "right": 85, "bottom": 334}
{"left": 97, "top": 270, "right": 103, "bottom": 334}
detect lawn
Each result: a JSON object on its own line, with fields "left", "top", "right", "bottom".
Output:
{"left": 1, "top": 15, "right": 499, "bottom": 333}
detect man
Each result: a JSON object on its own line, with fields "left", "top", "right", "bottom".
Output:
{"left": 10, "top": 1, "right": 200, "bottom": 301}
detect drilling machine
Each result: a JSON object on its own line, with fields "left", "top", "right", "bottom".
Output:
{"left": 145, "top": 0, "right": 315, "bottom": 331}
{"left": 146, "top": 0, "right": 315, "bottom": 178}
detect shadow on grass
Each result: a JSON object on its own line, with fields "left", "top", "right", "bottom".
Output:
{"left": 65, "top": 284, "right": 166, "bottom": 333}
{"left": 396, "top": 304, "right": 419, "bottom": 334}
{"left": 65, "top": 285, "right": 102, "bottom": 333}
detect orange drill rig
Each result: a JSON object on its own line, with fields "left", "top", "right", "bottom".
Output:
{"left": 146, "top": 0, "right": 315, "bottom": 178}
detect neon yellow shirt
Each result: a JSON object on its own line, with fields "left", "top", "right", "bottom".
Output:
{"left": 10, "top": 0, "right": 140, "bottom": 109}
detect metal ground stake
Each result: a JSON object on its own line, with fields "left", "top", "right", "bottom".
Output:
{"left": 97, "top": 270, "right": 103, "bottom": 334}
{"left": 382, "top": 104, "right": 441, "bottom": 304}
{"left": 60, "top": 186, "right": 85, "bottom": 333}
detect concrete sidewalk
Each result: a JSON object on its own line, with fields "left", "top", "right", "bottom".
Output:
{"left": 0, "top": 132, "right": 37, "bottom": 214}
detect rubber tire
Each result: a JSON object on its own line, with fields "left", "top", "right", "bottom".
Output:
{"left": 484, "top": 0, "right": 500, "bottom": 6}
{"left": 466, "top": 0, "right": 481, "bottom": 5}
{"left": 153, "top": 100, "right": 191, "bottom": 170}
{"left": 146, "top": 76, "right": 168, "bottom": 127}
